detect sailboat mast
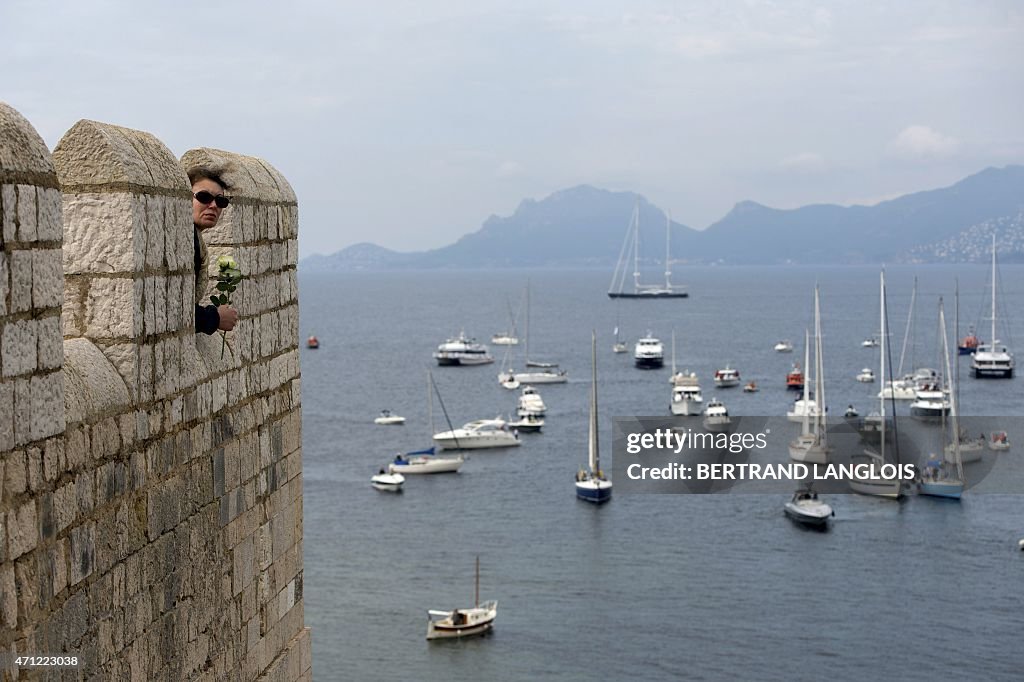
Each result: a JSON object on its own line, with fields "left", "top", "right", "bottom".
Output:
{"left": 991, "top": 233, "right": 997, "bottom": 345}
{"left": 801, "top": 328, "right": 811, "bottom": 434}
{"left": 879, "top": 271, "right": 887, "bottom": 457}
{"left": 632, "top": 205, "right": 641, "bottom": 292}
{"left": 474, "top": 555, "right": 480, "bottom": 607}
{"left": 815, "top": 285, "right": 826, "bottom": 443}
{"left": 524, "top": 281, "right": 531, "bottom": 364}
{"left": 590, "top": 330, "right": 599, "bottom": 473}
{"left": 940, "top": 299, "right": 964, "bottom": 481}
{"left": 664, "top": 211, "right": 672, "bottom": 289}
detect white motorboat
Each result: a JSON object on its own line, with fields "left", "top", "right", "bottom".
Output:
{"left": 878, "top": 378, "right": 917, "bottom": 400}
{"left": 634, "top": 334, "right": 664, "bottom": 369}
{"left": 608, "top": 204, "right": 688, "bottom": 298}
{"left": 784, "top": 489, "right": 833, "bottom": 528}
{"left": 787, "top": 397, "right": 821, "bottom": 422}
{"left": 387, "top": 447, "right": 463, "bottom": 475}
{"left": 988, "top": 431, "right": 1011, "bottom": 451}
{"left": 576, "top": 331, "right": 612, "bottom": 503}
{"left": 742, "top": 381, "right": 759, "bottom": 393}
{"left": 713, "top": 366, "right": 740, "bottom": 388}
{"left": 508, "top": 414, "right": 544, "bottom": 432}
{"left": 856, "top": 368, "right": 875, "bottom": 383}
{"left": 972, "top": 235, "right": 1014, "bottom": 378}
{"left": 516, "top": 385, "right": 547, "bottom": 417}
{"left": 910, "top": 384, "right": 950, "bottom": 418}
{"left": 774, "top": 340, "right": 794, "bottom": 353}
{"left": 427, "top": 558, "right": 497, "bottom": 640}
{"left": 371, "top": 470, "right": 405, "bottom": 492}
{"left": 374, "top": 409, "right": 406, "bottom": 425}
{"left": 433, "top": 418, "right": 521, "bottom": 450}
{"left": 670, "top": 382, "right": 703, "bottom": 416}
{"left": 433, "top": 331, "right": 494, "bottom": 366}
{"left": 843, "top": 405, "right": 859, "bottom": 419}
{"left": 862, "top": 337, "right": 879, "bottom": 348}
{"left": 702, "top": 398, "right": 731, "bottom": 432}
{"left": 491, "top": 333, "right": 518, "bottom": 346}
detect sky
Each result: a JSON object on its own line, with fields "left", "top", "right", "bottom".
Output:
{"left": 2, "top": 1, "right": 1023, "bottom": 258}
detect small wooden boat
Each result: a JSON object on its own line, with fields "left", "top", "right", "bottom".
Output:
{"left": 307, "top": 335, "right": 320, "bottom": 349}
{"left": 427, "top": 557, "right": 497, "bottom": 640}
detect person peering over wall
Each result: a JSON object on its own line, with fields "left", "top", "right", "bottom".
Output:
{"left": 188, "top": 165, "right": 240, "bottom": 334}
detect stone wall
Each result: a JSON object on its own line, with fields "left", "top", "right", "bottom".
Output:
{"left": 0, "top": 102, "right": 310, "bottom": 681}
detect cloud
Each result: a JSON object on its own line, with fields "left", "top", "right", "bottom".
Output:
{"left": 779, "top": 152, "right": 825, "bottom": 172}
{"left": 496, "top": 161, "right": 525, "bottom": 179}
{"left": 888, "top": 125, "right": 960, "bottom": 159}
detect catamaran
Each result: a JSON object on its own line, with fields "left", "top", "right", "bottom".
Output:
{"left": 608, "top": 203, "right": 688, "bottom": 298}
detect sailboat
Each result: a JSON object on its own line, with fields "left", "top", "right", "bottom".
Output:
{"left": 608, "top": 203, "right": 688, "bottom": 298}
{"left": 491, "top": 295, "right": 521, "bottom": 345}
{"left": 919, "top": 298, "right": 965, "bottom": 499}
{"left": 426, "top": 557, "right": 497, "bottom": 640}
{"left": 575, "top": 331, "right": 613, "bottom": 503}
{"left": 612, "top": 325, "right": 628, "bottom": 354}
{"left": 971, "top": 234, "right": 1014, "bottom": 378}
{"left": 789, "top": 286, "right": 830, "bottom": 464}
{"left": 879, "top": 278, "right": 921, "bottom": 400}
{"left": 850, "top": 271, "right": 903, "bottom": 499}
{"left": 389, "top": 373, "right": 465, "bottom": 474}
{"left": 498, "top": 282, "right": 568, "bottom": 385}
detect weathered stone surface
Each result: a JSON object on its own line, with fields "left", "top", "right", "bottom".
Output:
{"left": 62, "top": 338, "right": 131, "bottom": 424}
{"left": 1, "top": 318, "right": 37, "bottom": 377}
{"left": 53, "top": 119, "right": 188, "bottom": 192}
{"left": 32, "top": 247, "right": 63, "bottom": 309}
{"left": 61, "top": 193, "right": 139, "bottom": 274}
{"left": 8, "top": 498, "right": 38, "bottom": 559}
{"left": 0, "top": 102, "right": 55, "bottom": 177}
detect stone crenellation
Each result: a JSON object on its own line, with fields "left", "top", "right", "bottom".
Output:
{"left": 0, "top": 102, "right": 310, "bottom": 681}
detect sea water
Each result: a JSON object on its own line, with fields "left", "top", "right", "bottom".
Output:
{"left": 299, "top": 265, "right": 1023, "bottom": 681}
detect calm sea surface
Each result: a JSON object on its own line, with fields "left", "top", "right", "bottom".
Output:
{"left": 298, "top": 266, "right": 1023, "bottom": 681}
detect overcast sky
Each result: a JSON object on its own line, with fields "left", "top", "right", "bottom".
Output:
{"left": 3, "top": 1, "right": 1022, "bottom": 257}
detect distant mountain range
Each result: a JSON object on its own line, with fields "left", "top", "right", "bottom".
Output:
{"left": 301, "top": 165, "right": 1024, "bottom": 270}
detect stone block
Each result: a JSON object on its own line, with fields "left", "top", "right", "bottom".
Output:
{"left": 32, "top": 247, "right": 63, "bottom": 309}
{"left": 16, "top": 184, "right": 37, "bottom": 242}
{"left": 37, "top": 315, "right": 64, "bottom": 370}
{"left": 0, "top": 382, "right": 12, "bottom": 451}
{"left": 8, "top": 498, "right": 39, "bottom": 560}
{"left": 61, "top": 193, "right": 139, "bottom": 274}
{"left": 70, "top": 522, "right": 96, "bottom": 585}
{"left": 144, "top": 195, "right": 166, "bottom": 268}
{"left": 86, "top": 277, "right": 137, "bottom": 339}
{"left": 36, "top": 186, "right": 63, "bottom": 242}
{"left": 13, "top": 377, "right": 31, "bottom": 447}
{"left": 0, "top": 252, "right": 8, "bottom": 316}
{"left": 30, "top": 371, "right": 65, "bottom": 442}
{"left": 9, "top": 248, "right": 32, "bottom": 313}
{"left": 1, "top": 184, "right": 15, "bottom": 242}
{"left": 1, "top": 318, "right": 37, "bottom": 377}
{"left": 0, "top": 562, "right": 15, "bottom": 628}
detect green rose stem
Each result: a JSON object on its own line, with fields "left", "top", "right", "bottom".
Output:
{"left": 212, "top": 255, "right": 243, "bottom": 358}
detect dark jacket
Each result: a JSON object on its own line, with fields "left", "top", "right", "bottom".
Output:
{"left": 194, "top": 226, "right": 219, "bottom": 335}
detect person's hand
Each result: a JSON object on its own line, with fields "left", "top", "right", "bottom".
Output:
{"left": 218, "top": 305, "right": 238, "bottom": 331}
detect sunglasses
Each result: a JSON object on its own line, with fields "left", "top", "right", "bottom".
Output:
{"left": 193, "top": 191, "right": 230, "bottom": 209}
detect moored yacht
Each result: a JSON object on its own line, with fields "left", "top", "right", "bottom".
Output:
{"left": 433, "top": 419, "right": 521, "bottom": 450}
{"left": 634, "top": 334, "right": 665, "bottom": 369}
{"left": 434, "top": 331, "right": 494, "bottom": 366}
{"left": 670, "top": 380, "right": 703, "bottom": 416}
{"left": 702, "top": 398, "right": 731, "bottom": 432}
{"left": 713, "top": 366, "right": 740, "bottom": 387}
{"left": 516, "top": 386, "right": 547, "bottom": 417}
{"left": 972, "top": 235, "right": 1014, "bottom": 378}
